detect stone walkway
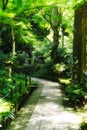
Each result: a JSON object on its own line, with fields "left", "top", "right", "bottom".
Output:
{"left": 7, "top": 78, "right": 83, "bottom": 130}
{"left": 26, "top": 78, "right": 82, "bottom": 130}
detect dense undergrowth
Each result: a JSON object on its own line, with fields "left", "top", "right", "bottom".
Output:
{"left": 60, "top": 73, "right": 87, "bottom": 109}
{"left": 33, "top": 47, "right": 72, "bottom": 81}
{"left": 0, "top": 69, "right": 38, "bottom": 129}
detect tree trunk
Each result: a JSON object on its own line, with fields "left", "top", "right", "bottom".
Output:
{"left": 8, "top": 26, "right": 16, "bottom": 78}
{"left": 2, "top": 0, "right": 9, "bottom": 10}
{"left": 12, "top": 26, "right": 16, "bottom": 57}
{"left": 61, "top": 31, "right": 64, "bottom": 48}
{"left": 51, "top": 6, "right": 60, "bottom": 63}
{"left": 73, "top": 5, "right": 86, "bottom": 84}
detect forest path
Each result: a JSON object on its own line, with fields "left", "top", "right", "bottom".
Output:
{"left": 7, "top": 78, "right": 83, "bottom": 130}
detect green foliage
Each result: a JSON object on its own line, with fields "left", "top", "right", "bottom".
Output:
{"left": 0, "top": 51, "right": 9, "bottom": 75}
{"left": 0, "top": 51, "right": 7, "bottom": 63}
{"left": 12, "top": 51, "right": 29, "bottom": 65}
{"left": 33, "top": 59, "right": 59, "bottom": 81}
{"left": 74, "top": 0, "right": 87, "bottom": 10}
{"left": 30, "top": 15, "right": 50, "bottom": 40}
{"left": 0, "top": 98, "right": 14, "bottom": 127}
{"left": 55, "top": 47, "right": 72, "bottom": 64}
{"left": 0, "top": 24, "right": 12, "bottom": 53}
{"left": 80, "top": 122, "right": 87, "bottom": 130}
{"left": 65, "top": 73, "right": 87, "bottom": 108}
{"left": 0, "top": 100, "right": 15, "bottom": 126}
{"left": 42, "top": 59, "right": 54, "bottom": 74}
{"left": 53, "top": 47, "right": 72, "bottom": 77}
{"left": 0, "top": 72, "right": 28, "bottom": 100}
{"left": 66, "top": 84, "right": 84, "bottom": 107}
{"left": 0, "top": 69, "right": 38, "bottom": 127}
{"left": 12, "top": 73, "right": 25, "bottom": 80}
{"left": 0, "top": 0, "right": 81, "bottom": 128}
{"left": 33, "top": 46, "right": 72, "bottom": 80}
{"left": 34, "top": 51, "right": 45, "bottom": 64}
{"left": 0, "top": 72, "right": 9, "bottom": 86}
{"left": 53, "top": 63, "right": 66, "bottom": 73}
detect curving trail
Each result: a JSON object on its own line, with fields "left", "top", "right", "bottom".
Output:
{"left": 26, "top": 78, "right": 82, "bottom": 130}
{"left": 7, "top": 78, "right": 83, "bottom": 130}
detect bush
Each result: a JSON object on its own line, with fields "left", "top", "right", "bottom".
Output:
{"left": 33, "top": 59, "right": 57, "bottom": 80}
{"left": 65, "top": 84, "right": 85, "bottom": 107}
{"left": 54, "top": 47, "right": 72, "bottom": 78}
{"left": 12, "top": 51, "right": 29, "bottom": 66}
{"left": 80, "top": 122, "right": 87, "bottom": 130}
{"left": 65, "top": 73, "right": 87, "bottom": 108}
{"left": 0, "top": 72, "right": 38, "bottom": 128}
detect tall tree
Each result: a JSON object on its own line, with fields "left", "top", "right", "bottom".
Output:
{"left": 73, "top": 4, "right": 86, "bottom": 83}
{"left": 51, "top": 6, "right": 61, "bottom": 63}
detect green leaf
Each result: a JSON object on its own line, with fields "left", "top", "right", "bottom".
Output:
{"left": 73, "top": 89, "right": 81, "bottom": 95}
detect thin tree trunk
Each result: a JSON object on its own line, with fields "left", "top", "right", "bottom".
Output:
{"left": 62, "top": 32, "right": 64, "bottom": 48}
{"left": 51, "top": 6, "right": 60, "bottom": 63}
{"left": 8, "top": 26, "right": 16, "bottom": 78}
{"left": 12, "top": 26, "right": 16, "bottom": 57}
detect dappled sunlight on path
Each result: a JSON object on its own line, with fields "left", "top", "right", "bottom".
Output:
{"left": 26, "top": 78, "right": 82, "bottom": 130}
{"left": 7, "top": 78, "right": 83, "bottom": 130}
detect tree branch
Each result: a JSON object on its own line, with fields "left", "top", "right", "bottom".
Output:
{"left": 2, "top": 0, "right": 9, "bottom": 10}
{"left": 42, "top": 14, "right": 52, "bottom": 26}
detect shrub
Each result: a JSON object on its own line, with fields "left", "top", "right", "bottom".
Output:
{"left": 65, "top": 84, "right": 84, "bottom": 107}
{"left": 80, "top": 122, "right": 87, "bottom": 130}
{"left": 65, "top": 73, "right": 87, "bottom": 108}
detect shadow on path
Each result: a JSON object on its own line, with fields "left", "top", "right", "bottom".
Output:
{"left": 7, "top": 80, "right": 43, "bottom": 130}
{"left": 7, "top": 78, "right": 82, "bottom": 130}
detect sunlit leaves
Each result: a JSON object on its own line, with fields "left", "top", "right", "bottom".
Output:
{"left": 0, "top": 11, "right": 15, "bottom": 19}
{"left": 54, "top": 63, "right": 66, "bottom": 73}
{"left": 15, "top": 21, "right": 28, "bottom": 29}
{"left": 0, "top": 99, "right": 12, "bottom": 113}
